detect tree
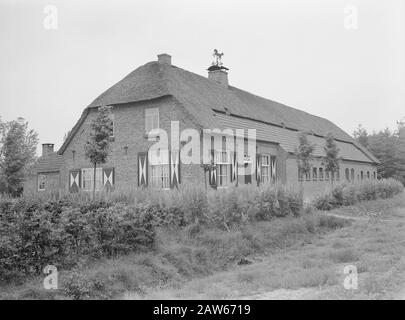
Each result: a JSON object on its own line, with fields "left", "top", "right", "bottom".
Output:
{"left": 323, "top": 133, "right": 340, "bottom": 190}
{"left": 296, "top": 131, "right": 314, "bottom": 194}
{"left": 0, "top": 117, "right": 38, "bottom": 196}
{"left": 367, "top": 124, "right": 405, "bottom": 184}
{"left": 84, "top": 106, "right": 113, "bottom": 199}
{"left": 353, "top": 124, "right": 369, "bottom": 148}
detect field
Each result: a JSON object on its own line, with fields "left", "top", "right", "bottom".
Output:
{"left": 0, "top": 180, "right": 404, "bottom": 300}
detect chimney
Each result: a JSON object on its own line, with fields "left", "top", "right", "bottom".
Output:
{"left": 208, "top": 68, "right": 229, "bottom": 87}
{"left": 42, "top": 143, "right": 54, "bottom": 158}
{"left": 208, "top": 50, "right": 229, "bottom": 87}
{"left": 157, "top": 53, "right": 171, "bottom": 65}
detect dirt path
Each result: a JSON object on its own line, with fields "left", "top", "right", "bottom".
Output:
{"left": 239, "top": 288, "right": 321, "bottom": 300}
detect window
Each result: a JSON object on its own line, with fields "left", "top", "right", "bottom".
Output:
{"left": 336, "top": 169, "right": 340, "bottom": 181}
{"left": 361, "top": 171, "right": 364, "bottom": 180}
{"left": 305, "top": 170, "right": 311, "bottom": 181}
{"left": 261, "top": 154, "right": 270, "bottom": 183}
{"left": 149, "top": 149, "right": 170, "bottom": 189}
{"left": 373, "top": 171, "right": 376, "bottom": 179}
{"left": 319, "top": 168, "right": 324, "bottom": 180}
{"left": 351, "top": 168, "right": 355, "bottom": 181}
{"left": 38, "top": 174, "right": 46, "bottom": 191}
{"left": 216, "top": 150, "right": 230, "bottom": 187}
{"left": 298, "top": 166, "right": 303, "bottom": 181}
{"left": 345, "top": 168, "right": 350, "bottom": 181}
{"left": 325, "top": 170, "right": 330, "bottom": 181}
{"left": 312, "top": 167, "right": 318, "bottom": 181}
{"left": 82, "top": 168, "right": 103, "bottom": 191}
{"left": 145, "top": 108, "right": 159, "bottom": 133}
{"left": 367, "top": 171, "right": 370, "bottom": 179}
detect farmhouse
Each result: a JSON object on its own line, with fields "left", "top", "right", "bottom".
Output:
{"left": 24, "top": 53, "right": 379, "bottom": 197}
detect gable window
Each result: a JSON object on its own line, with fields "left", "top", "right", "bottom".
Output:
{"left": 145, "top": 108, "right": 159, "bottom": 133}
{"left": 261, "top": 154, "right": 270, "bottom": 183}
{"left": 38, "top": 174, "right": 46, "bottom": 191}
{"left": 319, "top": 168, "right": 324, "bottom": 180}
{"left": 149, "top": 149, "right": 170, "bottom": 189}
{"left": 312, "top": 167, "right": 318, "bottom": 181}
{"left": 82, "top": 168, "right": 103, "bottom": 191}
{"left": 216, "top": 150, "right": 230, "bottom": 187}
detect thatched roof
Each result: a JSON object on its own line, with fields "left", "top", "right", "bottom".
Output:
{"left": 32, "top": 152, "right": 64, "bottom": 173}
{"left": 59, "top": 60, "right": 378, "bottom": 163}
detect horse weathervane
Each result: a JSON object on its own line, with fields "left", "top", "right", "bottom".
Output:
{"left": 212, "top": 49, "right": 224, "bottom": 67}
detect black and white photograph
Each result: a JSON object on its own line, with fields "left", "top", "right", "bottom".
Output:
{"left": 0, "top": 0, "right": 404, "bottom": 307}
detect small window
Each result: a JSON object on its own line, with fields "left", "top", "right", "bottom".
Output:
{"left": 38, "top": 174, "right": 46, "bottom": 191}
{"left": 325, "top": 170, "right": 330, "bottom": 181}
{"left": 216, "top": 150, "right": 231, "bottom": 187}
{"left": 312, "top": 167, "right": 318, "bottom": 181}
{"left": 361, "top": 171, "right": 364, "bottom": 180}
{"left": 367, "top": 171, "right": 370, "bottom": 179}
{"left": 373, "top": 171, "right": 376, "bottom": 179}
{"left": 72, "top": 150, "right": 76, "bottom": 161}
{"left": 351, "top": 168, "right": 355, "bottom": 181}
{"left": 145, "top": 108, "right": 159, "bottom": 133}
{"left": 261, "top": 154, "right": 270, "bottom": 183}
{"left": 336, "top": 169, "right": 340, "bottom": 181}
{"left": 345, "top": 168, "right": 350, "bottom": 181}
{"left": 82, "top": 168, "right": 103, "bottom": 191}
{"left": 298, "top": 166, "right": 303, "bottom": 181}
{"left": 319, "top": 168, "right": 324, "bottom": 180}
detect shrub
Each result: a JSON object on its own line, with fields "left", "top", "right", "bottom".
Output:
{"left": 313, "top": 179, "right": 404, "bottom": 211}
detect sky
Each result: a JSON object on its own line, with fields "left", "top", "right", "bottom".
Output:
{"left": 0, "top": 0, "right": 404, "bottom": 154}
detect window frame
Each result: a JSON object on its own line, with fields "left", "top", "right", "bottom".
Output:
{"left": 145, "top": 108, "right": 160, "bottom": 134}
{"left": 81, "top": 168, "right": 103, "bottom": 192}
{"left": 38, "top": 174, "right": 46, "bottom": 191}
{"left": 260, "top": 154, "right": 271, "bottom": 183}
{"left": 149, "top": 149, "right": 170, "bottom": 190}
{"left": 215, "top": 150, "right": 231, "bottom": 188}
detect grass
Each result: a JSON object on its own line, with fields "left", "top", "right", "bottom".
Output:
{"left": 129, "top": 192, "right": 405, "bottom": 300}
{"left": 0, "top": 212, "right": 347, "bottom": 300}
{"left": 2, "top": 192, "right": 404, "bottom": 300}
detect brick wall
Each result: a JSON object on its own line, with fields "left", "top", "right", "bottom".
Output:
{"left": 61, "top": 96, "right": 205, "bottom": 192}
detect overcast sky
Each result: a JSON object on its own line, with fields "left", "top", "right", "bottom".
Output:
{"left": 1, "top": 0, "right": 404, "bottom": 153}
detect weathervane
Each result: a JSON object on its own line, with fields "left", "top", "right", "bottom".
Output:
{"left": 212, "top": 49, "right": 224, "bottom": 67}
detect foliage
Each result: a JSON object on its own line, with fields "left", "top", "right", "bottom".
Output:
{"left": 84, "top": 106, "right": 113, "bottom": 198}
{"left": 323, "top": 133, "right": 340, "bottom": 185}
{"left": 353, "top": 120, "right": 405, "bottom": 185}
{"left": 0, "top": 117, "right": 38, "bottom": 197}
{"left": 296, "top": 131, "right": 315, "bottom": 180}
{"left": 312, "top": 178, "right": 404, "bottom": 211}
